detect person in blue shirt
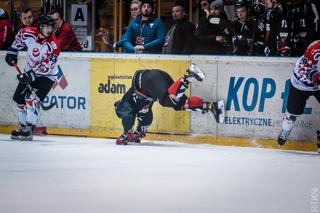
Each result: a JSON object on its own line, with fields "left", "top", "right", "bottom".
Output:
{"left": 120, "top": 0, "right": 165, "bottom": 53}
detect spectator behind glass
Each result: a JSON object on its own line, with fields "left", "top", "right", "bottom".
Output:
{"left": 230, "top": 2, "right": 256, "bottom": 55}
{"left": 0, "top": 9, "right": 14, "bottom": 50}
{"left": 200, "top": 0, "right": 213, "bottom": 17}
{"left": 162, "top": 4, "right": 195, "bottom": 54}
{"left": 113, "top": 0, "right": 142, "bottom": 50}
{"left": 264, "top": 0, "right": 290, "bottom": 56}
{"left": 121, "top": 0, "right": 165, "bottom": 53}
{"left": 50, "top": 9, "right": 82, "bottom": 51}
{"left": 290, "top": 0, "right": 319, "bottom": 56}
{"left": 193, "top": 0, "right": 232, "bottom": 54}
{"left": 130, "top": 0, "right": 142, "bottom": 22}
{"left": 20, "top": 8, "right": 37, "bottom": 28}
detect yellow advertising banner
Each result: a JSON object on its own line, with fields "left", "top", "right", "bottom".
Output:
{"left": 90, "top": 58, "right": 190, "bottom": 134}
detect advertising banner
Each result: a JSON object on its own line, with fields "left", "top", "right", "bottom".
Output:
{"left": 90, "top": 57, "right": 190, "bottom": 134}
{"left": 190, "top": 57, "right": 320, "bottom": 141}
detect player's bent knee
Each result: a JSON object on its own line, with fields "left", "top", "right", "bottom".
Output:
{"left": 115, "top": 101, "right": 134, "bottom": 118}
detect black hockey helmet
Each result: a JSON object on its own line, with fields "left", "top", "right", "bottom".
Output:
{"left": 38, "top": 15, "right": 54, "bottom": 29}
{"left": 38, "top": 15, "right": 55, "bottom": 37}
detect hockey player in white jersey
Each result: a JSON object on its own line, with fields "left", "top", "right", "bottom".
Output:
{"left": 278, "top": 40, "right": 320, "bottom": 145}
{"left": 5, "top": 15, "right": 60, "bottom": 140}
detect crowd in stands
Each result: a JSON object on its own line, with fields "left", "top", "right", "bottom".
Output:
{"left": 1, "top": 0, "right": 319, "bottom": 56}
{"left": 114, "top": 0, "right": 320, "bottom": 56}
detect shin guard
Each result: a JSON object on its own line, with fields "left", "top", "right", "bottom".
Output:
{"left": 17, "top": 104, "right": 27, "bottom": 125}
{"left": 185, "top": 96, "right": 204, "bottom": 112}
{"left": 25, "top": 92, "right": 40, "bottom": 126}
{"left": 168, "top": 79, "right": 188, "bottom": 102}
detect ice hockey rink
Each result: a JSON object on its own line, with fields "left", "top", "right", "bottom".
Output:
{"left": 0, "top": 134, "right": 319, "bottom": 213}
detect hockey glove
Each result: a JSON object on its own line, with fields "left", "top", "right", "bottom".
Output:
{"left": 5, "top": 47, "right": 18, "bottom": 66}
{"left": 17, "top": 70, "right": 36, "bottom": 84}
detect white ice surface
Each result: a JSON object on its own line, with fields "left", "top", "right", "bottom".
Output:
{"left": 0, "top": 134, "right": 319, "bottom": 213}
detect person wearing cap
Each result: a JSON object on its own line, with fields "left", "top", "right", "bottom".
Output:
{"left": 0, "top": 8, "right": 14, "bottom": 50}
{"left": 162, "top": 3, "right": 195, "bottom": 54}
{"left": 193, "top": 0, "right": 232, "bottom": 54}
{"left": 121, "top": 0, "right": 165, "bottom": 53}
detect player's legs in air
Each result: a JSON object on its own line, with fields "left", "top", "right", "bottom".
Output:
{"left": 161, "top": 63, "right": 225, "bottom": 123}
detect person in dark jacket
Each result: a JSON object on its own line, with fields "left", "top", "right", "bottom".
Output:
{"left": 193, "top": 0, "right": 232, "bottom": 54}
{"left": 162, "top": 4, "right": 195, "bottom": 54}
{"left": 264, "top": 0, "right": 290, "bottom": 56}
{"left": 290, "top": 0, "right": 319, "bottom": 56}
{"left": 230, "top": 2, "right": 256, "bottom": 55}
{"left": 49, "top": 8, "right": 82, "bottom": 51}
{"left": 122, "top": 0, "right": 165, "bottom": 53}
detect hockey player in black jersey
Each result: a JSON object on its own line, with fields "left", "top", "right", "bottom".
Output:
{"left": 114, "top": 63, "right": 225, "bottom": 145}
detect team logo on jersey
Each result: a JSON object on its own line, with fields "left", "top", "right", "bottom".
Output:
{"left": 52, "top": 65, "right": 68, "bottom": 90}
{"left": 32, "top": 48, "right": 40, "bottom": 57}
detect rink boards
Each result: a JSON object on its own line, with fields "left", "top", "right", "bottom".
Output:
{"left": 0, "top": 52, "right": 319, "bottom": 150}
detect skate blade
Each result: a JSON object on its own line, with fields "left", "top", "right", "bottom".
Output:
{"left": 18, "top": 136, "right": 33, "bottom": 141}
{"left": 10, "top": 135, "right": 20, "bottom": 140}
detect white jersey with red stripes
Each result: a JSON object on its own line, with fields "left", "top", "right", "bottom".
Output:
{"left": 291, "top": 40, "right": 320, "bottom": 91}
{"left": 11, "top": 26, "right": 60, "bottom": 81}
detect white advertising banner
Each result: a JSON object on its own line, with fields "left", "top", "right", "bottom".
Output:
{"left": 190, "top": 57, "right": 320, "bottom": 141}
{"left": 38, "top": 56, "right": 90, "bottom": 129}
{"left": 0, "top": 53, "right": 90, "bottom": 129}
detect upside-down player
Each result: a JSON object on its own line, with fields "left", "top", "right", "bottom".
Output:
{"left": 114, "top": 63, "right": 225, "bottom": 145}
{"left": 5, "top": 15, "right": 60, "bottom": 140}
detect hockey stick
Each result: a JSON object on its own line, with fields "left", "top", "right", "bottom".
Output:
{"left": 12, "top": 63, "right": 56, "bottom": 111}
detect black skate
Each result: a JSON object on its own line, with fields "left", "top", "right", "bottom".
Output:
{"left": 187, "top": 63, "right": 206, "bottom": 82}
{"left": 131, "top": 130, "right": 146, "bottom": 143}
{"left": 11, "top": 125, "right": 26, "bottom": 140}
{"left": 277, "top": 129, "right": 291, "bottom": 146}
{"left": 19, "top": 124, "right": 35, "bottom": 141}
{"left": 210, "top": 100, "right": 225, "bottom": 124}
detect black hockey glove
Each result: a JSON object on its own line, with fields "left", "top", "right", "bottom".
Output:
{"left": 5, "top": 47, "right": 18, "bottom": 66}
{"left": 17, "top": 70, "right": 36, "bottom": 84}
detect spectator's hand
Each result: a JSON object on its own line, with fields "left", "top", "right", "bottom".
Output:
{"left": 203, "top": 9, "right": 210, "bottom": 18}
{"left": 134, "top": 45, "right": 144, "bottom": 53}
{"left": 216, "top": 36, "right": 225, "bottom": 44}
{"left": 113, "top": 43, "right": 118, "bottom": 50}
{"left": 5, "top": 47, "right": 18, "bottom": 67}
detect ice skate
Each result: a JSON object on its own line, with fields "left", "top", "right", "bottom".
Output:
{"left": 131, "top": 130, "right": 146, "bottom": 143}
{"left": 277, "top": 129, "right": 291, "bottom": 146}
{"left": 186, "top": 63, "right": 206, "bottom": 82}
{"left": 10, "top": 124, "right": 26, "bottom": 140}
{"left": 116, "top": 132, "right": 131, "bottom": 145}
{"left": 18, "top": 124, "right": 35, "bottom": 141}
{"left": 209, "top": 100, "right": 225, "bottom": 124}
